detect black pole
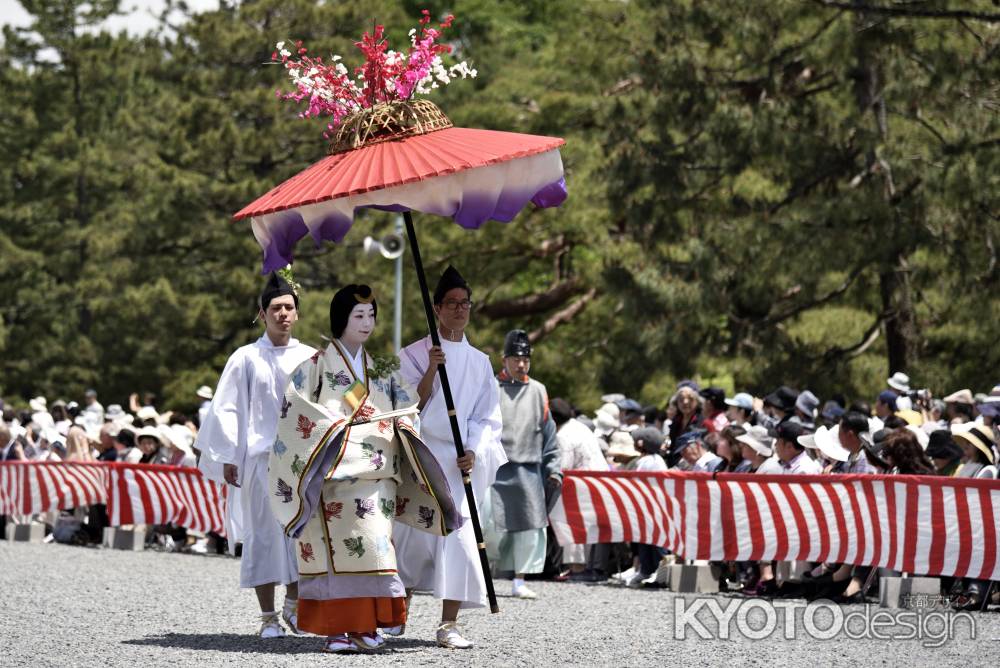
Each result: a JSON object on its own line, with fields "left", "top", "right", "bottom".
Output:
{"left": 402, "top": 210, "right": 500, "bottom": 614}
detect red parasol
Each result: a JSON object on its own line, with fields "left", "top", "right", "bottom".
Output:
{"left": 235, "top": 17, "right": 568, "bottom": 615}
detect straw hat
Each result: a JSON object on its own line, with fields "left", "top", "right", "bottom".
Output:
{"left": 196, "top": 385, "right": 214, "bottom": 400}
{"left": 29, "top": 396, "right": 47, "bottom": 412}
{"left": 953, "top": 424, "right": 996, "bottom": 465}
{"left": 136, "top": 406, "right": 159, "bottom": 422}
{"left": 606, "top": 431, "right": 641, "bottom": 459}
{"left": 895, "top": 409, "right": 923, "bottom": 426}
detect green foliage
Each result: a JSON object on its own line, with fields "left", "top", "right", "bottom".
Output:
{"left": 0, "top": 0, "right": 997, "bottom": 414}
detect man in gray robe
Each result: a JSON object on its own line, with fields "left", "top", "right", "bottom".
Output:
{"left": 488, "top": 329, "right": 561, "bottom": 600}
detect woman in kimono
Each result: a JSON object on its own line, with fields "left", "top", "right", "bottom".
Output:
{"left": 268, "top": 284, "right": 462, "bottom": 653}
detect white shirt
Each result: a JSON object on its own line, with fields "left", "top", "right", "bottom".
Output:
{"left": 634, "top": 453, "right": 668, "bottom": 472}
{"left": 782, "top": 450, "right": 823, "bottom": 474}
{"left": 557, "top": 418, "right": 609, "bottom": 472}
{"left": 693, "top": 451, "right": 723, "bottom": 472}
{"left": 756, "top": 457, "right": 784, "bottom": 474}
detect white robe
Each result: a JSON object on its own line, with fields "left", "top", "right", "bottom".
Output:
{"left": 196, "top": 335, "right": 317, "bottom": 588}
{"left": 393, "top": 334, "right": 506, "bottom": 608}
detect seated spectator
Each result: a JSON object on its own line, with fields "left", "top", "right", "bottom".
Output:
{"left": 96, "top": 424, "right": 120, "bottom": 462}
{"left": 797, "top": 425, "right": 848, "bottom": 473}
{"left": 116, "top": 426, "right": 139, "bottom": 461}
{"left": 925, "top": 430, "right": 963, "bottom": 476}
{"left": 716, "top": 425, "right": 748, "bottom": 472}
{"left": 793, "top": 391, "right": 819, "bottom": 430}
{"left": 51, "top": 400, "right": 72, "bottom": 436}
{"left": 818, "top": 400, "right": 844, "bottom": 428}
{"left": 134, "top": 426, "right": 164, "bottom": 464}
{"left": 724, "top": 393, "right": 755, "bottom": 427}
{"left": 641, "top": 405, "right": 666, "bottom": 433}
{"left": 881, "top": 429, "right": 935, "bottom": 475}
{"left": 836, "top": 411, "right": 885, "bottom": 473}
{"left": 775, "top": 422, "right": 822, "bottom": 474}
{"left": 953, "top": 425, "right": 997, "bottom": 479}
{"left": 762, "top": 386, "right": 798, "bottom": 428}
{"left": 1, "top": 422, "right": 23, "bottom": 461}
{"left": 162, "top": 425, "right": 197, "bottom": 467}
{"left": 943, "top": 389, "right": 974, "bottom": 423}
{"left": 667, "top": 381, "right": 705, "bottom": 445}
{"left": 735, "top": 425, "right": 782, "bottom": 473}
{"left": 671, "top": 429, "right": 722, "bottom": 472}
{"left": 874, "top": 391, "right": 898, "bottom": 420}
{"left": 699, "top": 388, "right": 729, "bottom": 433}
{"left": 631, "top": 427, "right": 668, "bottom": 472}
{"left": 615, "top": 399, "right": 643, "bottom": 431}
{"left": 606, "top": 431, "right": 640, "bottom": 470}
{"left": 35, "top": 428, "right": 64, "bottom": 461}
{"left": 64, "top": 425, "right": 95, "bottom": 462}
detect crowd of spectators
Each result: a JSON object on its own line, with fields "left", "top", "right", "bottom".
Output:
{"left": 547, "top": 372, "right": 1000, "bottom": 612}
{"left": 4, "top": 373, "right": 998, "bottom": 611}
{"left": 0, "top": 386, "right": 217, "bottom": 552}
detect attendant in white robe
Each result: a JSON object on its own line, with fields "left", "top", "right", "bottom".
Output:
{"left": 394, "top": 265, "right": 506, "bottom": 650}
{"left": 196, "top": 273, "right": 316, "bottom": 639}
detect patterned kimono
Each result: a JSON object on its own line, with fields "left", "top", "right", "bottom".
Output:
{"left": 268, "top": 341, "right": 463, "bottom": 636}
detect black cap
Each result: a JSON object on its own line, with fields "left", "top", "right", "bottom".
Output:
{"left": 925, "top": 430, "right": 962, "bottom": 460}
{"left": 260, "top": 272, "right": 298, "bottom": 310}
{"left": 503, "top": 329, "right": 532, "bottom": 358}
{"left": 433, "top": 265, "right": 470, "bottom": 304}
{"left": 763, "top": 385, "right": 798, "bottom": 413}
{"left": 775, "top": 421, "right": 806, "bottom": 443}
{"left": 700, "top": 387, "right": 725, "bottom": 407}
{"left": 329, "top": 284, "right": 377, "bottom": 338}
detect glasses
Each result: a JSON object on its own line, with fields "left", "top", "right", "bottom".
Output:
{"left": 442, "top": 299, "right": 474, "bottom": 311}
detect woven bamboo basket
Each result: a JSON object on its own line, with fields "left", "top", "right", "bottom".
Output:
{"left": 330, "top": 99, "right": 453, "bottom": 154}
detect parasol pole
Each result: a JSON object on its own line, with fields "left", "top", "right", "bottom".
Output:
{"left": 402, "top": 210, "right": 500, "bottom": 614}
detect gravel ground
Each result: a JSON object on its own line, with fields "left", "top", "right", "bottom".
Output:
{"left": 1, "top": 540, "right": 998, "bottom": 667}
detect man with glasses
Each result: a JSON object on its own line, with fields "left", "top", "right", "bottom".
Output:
{"left": 394, "top": 265, "right": 506, "bottom": 649}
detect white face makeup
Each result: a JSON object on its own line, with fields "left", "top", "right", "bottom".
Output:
{"left": 340, "top": 303, "right": 376, "bottom": 348}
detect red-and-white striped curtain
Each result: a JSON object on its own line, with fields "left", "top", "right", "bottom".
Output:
{"left": 0, "top": 462, "right": 227, "bottom": 535}
{"left": 550, "top": 471, "right": 1000, "bottom": 581}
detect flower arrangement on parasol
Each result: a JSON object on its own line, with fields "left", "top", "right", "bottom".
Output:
{"left": 240, "top": 10, "right": 569, "bottom": 615}
{"left": 272, "top": 10, "right": 476, "bottom": 151}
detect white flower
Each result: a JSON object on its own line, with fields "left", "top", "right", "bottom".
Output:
{"left": 276, "top": 41, "right": 285, "bottom": 50}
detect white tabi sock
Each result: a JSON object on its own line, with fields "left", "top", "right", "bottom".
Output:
{"left": 512, "top": 578, "right": 525, "bottom": 589}
{"left": 282, "top": 597, "right": 296, "bottom": 613}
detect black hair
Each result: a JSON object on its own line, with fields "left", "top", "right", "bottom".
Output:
{"left": 881, "top": 415, "right": 907, "bottom": 430}
{"left": 841, "top": 411, "right": 870, "bottom": 436}
{"left": 550, "top": 398, "right": 574, "bottom": 426}
{"left": 848, "top": 401, "right": 871, "bottom": 416}
{"left": 329, "top": 285, "right": 378, "bottom": 338}
{"left": 116, "top": 429, "right": 136, "bottom": 449}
